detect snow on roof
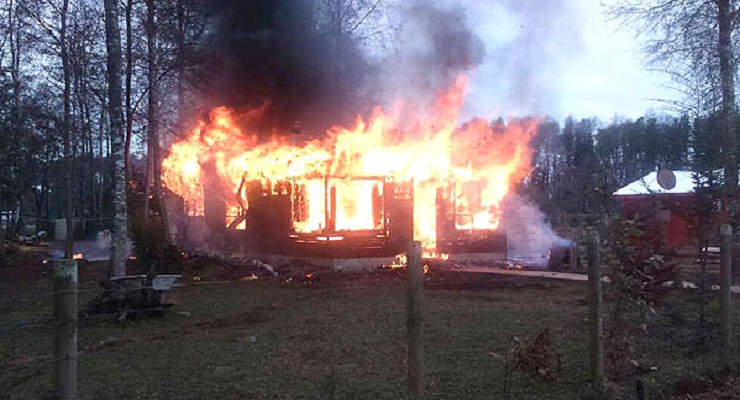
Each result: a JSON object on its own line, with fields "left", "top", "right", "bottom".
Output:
{"left": 613, "top": 170, "right": 696, "bottom": 196}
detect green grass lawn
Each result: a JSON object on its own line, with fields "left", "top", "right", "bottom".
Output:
{"left": 1, "top": 263, "right": 739, "bottom": 399}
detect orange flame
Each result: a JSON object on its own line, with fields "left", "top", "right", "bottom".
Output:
{"left": 162, "top": 75, "right": 538, "bottom": 251}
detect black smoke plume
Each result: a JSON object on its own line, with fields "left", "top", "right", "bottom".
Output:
{"left": 197, "top": 0, "right": 486, "bottom": 132}
{"left": 198, "top": 0, "right": 369, "bottom": 133}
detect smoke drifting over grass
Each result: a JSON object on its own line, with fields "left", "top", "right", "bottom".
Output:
{"left": 501, "top": 194, "right": 571, "bottom": 269}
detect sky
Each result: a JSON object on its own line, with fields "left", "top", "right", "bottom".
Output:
{"left": 456, "top": 0, "right": 677, "bottom": 122}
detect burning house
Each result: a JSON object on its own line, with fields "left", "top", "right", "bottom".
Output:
{"left": 156, "top": 0, "right": 579, "bottom": 270}
{"left": 160, "top": 76, "right": 562, "bottom": 269}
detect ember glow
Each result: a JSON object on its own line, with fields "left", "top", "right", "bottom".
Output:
{"left": 162, "top": 75, "right": 538, "bottom": 251}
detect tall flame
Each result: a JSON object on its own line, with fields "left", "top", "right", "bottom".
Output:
{"left": 162, "top": 75, "right": 539, "bottom": 250}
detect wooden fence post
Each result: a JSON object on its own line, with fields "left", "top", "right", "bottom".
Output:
{"left": 720, "top": 224, "right": 733, "bottom": 350}
{"left": 54, "top": 259, "right": 78, "bottom": 400}
{"left": 587, "top": 230, "right": 604, "bottom": 394}
{"left": 407, "top": 241, "right": 424, "bottom": 399}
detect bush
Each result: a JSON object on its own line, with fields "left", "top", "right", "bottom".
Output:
{"left": 602, "top": 217, "right": 678, "bottom": 379}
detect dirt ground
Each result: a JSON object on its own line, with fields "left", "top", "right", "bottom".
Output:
{"left": 668, "top": 375, "right": 740, "bottom": 400}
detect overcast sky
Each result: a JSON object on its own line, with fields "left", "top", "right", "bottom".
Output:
{"left": 456, "top": 0, "right": 676, "bottom": 122}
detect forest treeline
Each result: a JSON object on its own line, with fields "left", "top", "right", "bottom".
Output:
{"left": 0, "top": 0, "right": 396, "bottom": 238}
{"left": 0, "top": 0, "right": 735, "bottom": 243}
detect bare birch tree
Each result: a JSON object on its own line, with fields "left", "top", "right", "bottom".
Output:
{"left": 60, "top": 0, "right": 74, "bottom": 258}
{"left": 124, "top": 0, "right": 133, "bottom": 180}
{"left": 142, "top": 0, "right": 170, "bottom": 243}
{"left": 3, "top": 0, "right": 22, "bottom": 263}
{"left": 25, "top": 0, "right": 75, "bottom": 256}
{"left": 104, "top": 0, "right": 128, "bottom": 277}
{"left": 142, "top": 0, "right": 155, "bottom": 225}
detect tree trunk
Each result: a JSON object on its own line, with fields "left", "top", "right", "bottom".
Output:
{"left": 104, "top": 0, "right": 129, "bottom": 277}
{"left": 71, "top": 43, "right": 85, "bottom": 233}
{"left": 142, "top": 129, "right": 152, "bottom": 225}
{"left": 124, "top": 0, "right": 133, "bottom": 181}
{"left": 98, "top": 103, "right": 106, "bottom": 224}
{"left": 334, "top": 0, "right": 344, "bottom": 120}
{"left": 146, "top": 0, "right": 171, "bottom": 243}
{"left": 717, "top": 0, "right": 737, "bottom": 190}
{"left": 176, "top": 0, "right": 186, "bottom": 127}
{"left": 0, "top": 221, "right": 6, "bottom": 267}
{"left": 143, "top": 0, "right": 155, "bottom": 225}
{"left": 60, "top": 0, "right": 74, "bottom": 258}
{"left": 9, "top": 0, "right": 25, "bottom": 238}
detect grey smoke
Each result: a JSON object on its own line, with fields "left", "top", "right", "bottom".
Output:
{"left": 500, "top": 0, "right": 584, "bottom": 115}
{"left": 198, "top": 0, "right": 584, "bottom": 127}
{"left": 421, "top": 0, "right": 585, "bottom": 118}
{"left": 372, "top": 0, "right": 584, "bottom": 118}
{"left": 369, "top": 1, "right": 575, "bottom": 267}
{"left": 501, "top": 193, "right": 570, "bottom": 269}
{"left": 52, "top": 230, "right": 127, "bottom": 262}
{"left": 402, "top": 2, "right": 486, "bottom": 83}
{"left": 374, "top": 0, "right": 486, "bottom": 108}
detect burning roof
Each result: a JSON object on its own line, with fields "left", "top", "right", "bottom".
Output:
{"left": 162, "top": 75, "right": 539, "bottom": 253}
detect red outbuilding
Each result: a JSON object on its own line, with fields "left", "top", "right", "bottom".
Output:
{"left": 613, "top": 171, "right": 698, "bottom": 248}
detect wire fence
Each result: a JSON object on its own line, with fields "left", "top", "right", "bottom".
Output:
{"left": 2, "top": 239, "right": 740, "bottom": 400}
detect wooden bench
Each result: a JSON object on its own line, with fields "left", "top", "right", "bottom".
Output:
{"left": 109, "top": 274, "right": 182, "bottom": 290}
{"left": 151, "top": 274, "right": 182, "bottom": 291}
{"left": 106, "top": 274, "right": 182, "bottom": 314}
{"left": 110, "top": 274, "right": 148, "bottom": 288}
{"left": 151, "top": 274, "right": 182, "bottom": 306}
{"left": 695, "top": 247, "right": 720, "bottom": 265}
